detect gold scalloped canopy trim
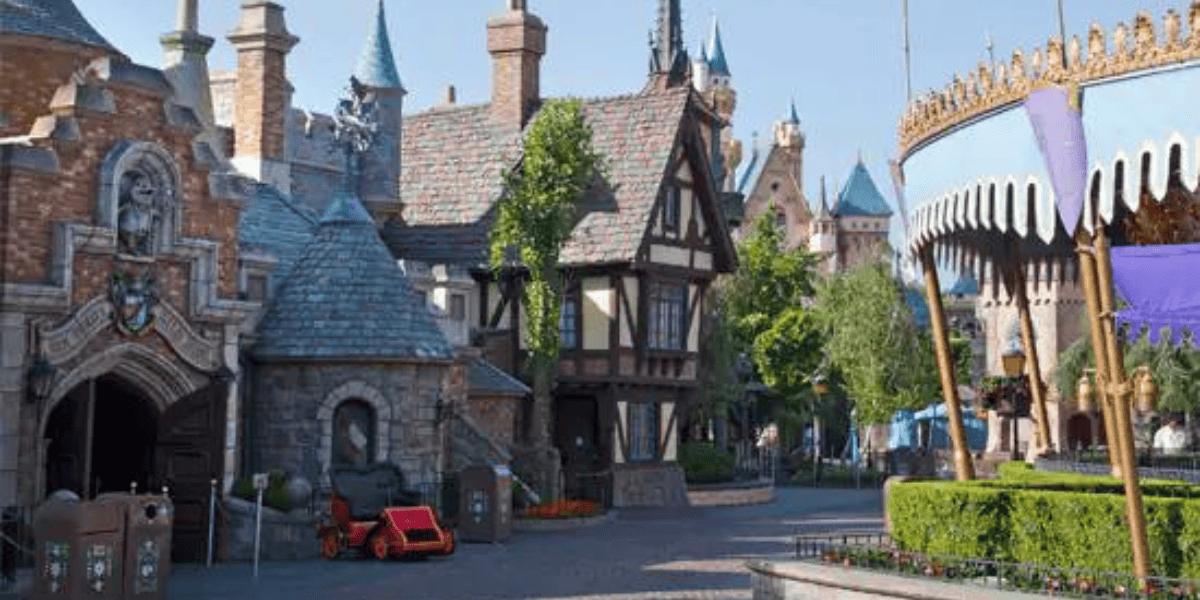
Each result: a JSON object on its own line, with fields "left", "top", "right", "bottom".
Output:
{"left": 898, "top": 3, "right": 1200, "bottom": 157}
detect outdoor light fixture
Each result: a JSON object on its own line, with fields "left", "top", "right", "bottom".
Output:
{"left": 434, "top": 393, "right": 447, "bottom": 425}
{"left": 1001, "top": 348, "right": 1026, "bottom": 377}
{"left": 1134, "top": 366, "right": 1157, "bottom": 413}
{"left": 1076, "top": 370, "right": 1095, "bottom": 413}
{"left": 813, "top": 377, "right": 829, "bottom": 396}
{"left": 214, "top": 365, "right": 236, "bottom": 385}
{"left": 25, "top": 355, "right": 57, "bottom": 404}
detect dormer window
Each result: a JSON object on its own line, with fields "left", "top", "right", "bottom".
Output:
{"left": 663, "top": 184, "right": 681, "bottom": 233}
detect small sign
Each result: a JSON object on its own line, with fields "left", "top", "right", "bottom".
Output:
{"left": 252, "top": 473, "right": 269, "bottom": 491}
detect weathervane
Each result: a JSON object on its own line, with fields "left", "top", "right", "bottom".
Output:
{"left": 331, "top": 76, "right": 379, "bottom": 193}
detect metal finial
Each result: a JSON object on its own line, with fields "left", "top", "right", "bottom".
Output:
{"left": 331, "top": 76, "right": 380, "bottom": 192}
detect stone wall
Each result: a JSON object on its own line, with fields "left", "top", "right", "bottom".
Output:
{"left": 250, "top": 362, "right": 450, "bottom": 492}
{"left": 466, "top": 393, "right": 519, "bottom": 450}
{"left": 748, "top": 560, "right": 1044, "bottom": 600}
{"left": 222, "top": 496, "right": 319, "bottom": 561}
{"left": 611, "top": 462, "right": 687, "bottom": 507}
{"left": 0, "top": 38, "right": 108, "bottom": 138}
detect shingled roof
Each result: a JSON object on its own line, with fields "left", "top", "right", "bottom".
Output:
{"left": 1, "top": 0, "right": 115, "bottom": 51}
{"left": 252, "top": 193, "right": 453, "bottom": 361}
{"left": 387, "top": 87, "right": 693, "bottom": 267}
{"left": 238, "top": 184, "right": 319, "bottom": 293}
{"left": 835, "top": 161, "right": 893, "bottom": 218}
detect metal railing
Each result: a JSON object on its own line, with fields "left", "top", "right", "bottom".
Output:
{"left": 1038, "top": 450, "right": 1200, "bottom": 484}
{"left": 795, "top": 532, "right": 1200, "bottom": 598}
{"left": 565, "top": 470, "right": 611, "bottom": 508}
{"left": 733, "top": 441, "right": 778, "bottom": 482}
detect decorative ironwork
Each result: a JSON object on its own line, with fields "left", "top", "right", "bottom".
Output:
{"left": 331, "top": 76, "right": 379, "bottom": 191}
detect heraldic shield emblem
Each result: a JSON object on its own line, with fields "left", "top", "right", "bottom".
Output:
{"left": 109, "top": 271, "right": 158, "bottom": 336}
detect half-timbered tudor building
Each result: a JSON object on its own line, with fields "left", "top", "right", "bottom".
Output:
{"left": 382, "top": 0, "right": 740, "bottom": 506}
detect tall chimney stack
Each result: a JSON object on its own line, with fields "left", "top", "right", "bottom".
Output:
{"left": 487, "top": 0, "right": 546, "bottom": 129}
{"left": 227, "top": 1, "right": 298, "bottom": 193}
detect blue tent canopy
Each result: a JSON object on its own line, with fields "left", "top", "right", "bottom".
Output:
{"left": 890, "top": 403, "right": 986, "bottom": 451}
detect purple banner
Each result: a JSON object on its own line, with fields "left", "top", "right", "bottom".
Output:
{"left": 1024, "top": 84, "right": 1087, "bottom": 237}
{"left": 1112, "top": 243, "right": 1200, "bottom": 347}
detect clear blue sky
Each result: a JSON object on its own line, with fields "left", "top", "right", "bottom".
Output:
{"left": 74, "top": 0, "right": 1174, "bottom": 268}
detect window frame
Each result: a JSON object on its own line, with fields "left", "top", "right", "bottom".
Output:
{"left": 648, "top": 281, "right": 688, "bottom": 351}
{"left": 662, "top": 183, "right": 681, "bottom": 233}
{"left": 627, "top": 402, "right": 659, "bottom": 461}
{"left": 332, "top": 399, "right": 376, "bottom": 468}
{"left": 559, "top": 292, "right": 580, "bottom": 350}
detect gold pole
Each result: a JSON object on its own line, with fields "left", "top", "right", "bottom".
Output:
{"left": 1010, "top": 255, "right": 1053, "bottom": 454}
{"left": 1075, "top": 234, "right": 1121, "bottom": 477}
{"left": 920, "top": 245, "right": 975, "bottom": 480}
{"left": 1094, "top": 226, "right": 1151, "bottom": 579}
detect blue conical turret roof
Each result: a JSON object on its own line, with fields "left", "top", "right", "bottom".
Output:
{"left": 353, "top": 0, "right": 403, "bottom": 89}
{"left": 835, "top": 161, "right": 893, "bottom": 217}
{"left": 788, "top": 100, "right": 800, "bottom": 125}
{"left": 706, "top": 16, "right": 730, "bottom": 76}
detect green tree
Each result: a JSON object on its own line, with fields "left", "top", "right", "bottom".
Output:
{"left": 489, "top": 98, "right": 605, "bottom": 449}
{"left": 716, "top": 209, "right": 824, "bottom": 441}
{"left": 694, "top": 295, "right": 743, "bottom": 429}
{"left": 812, "top": 259, "right": 939, "bottom": 425}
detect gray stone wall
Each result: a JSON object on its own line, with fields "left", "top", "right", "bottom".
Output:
{"left": 249, "top": 361, "right": 449, "bottom": 493}
{"left": 611, "top": 462, "right": 688, "bottom": 507}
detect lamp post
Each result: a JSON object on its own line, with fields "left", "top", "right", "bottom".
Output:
{"left": 25, "top": 356, "right": 57, "bottom": 405}
{"left": 812, "top": 376, "right": 827, "bottom": 484}
{"left": 1001, "top": 348, "right": 1027, "bottom": 460}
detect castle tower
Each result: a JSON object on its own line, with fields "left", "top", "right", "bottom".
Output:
{"left": 488, "top": 0, "right": 546, "bottom": 129}
{"left": 809, "top": 176, "right": 838, "bottom": 272}
{"left": 648, "top": 0, "right": 688, "bottom": 88}
{"left": 353, "top": 0, "right": 406, "bottom": 221}
{"left": 228, "top": 0, "right": 299, "bottom": 193}
{"left": 161, "top": 0, "right": 223, "bottom": 163}
{"left": 705, "top": 16, "right": 731, "bottom": 90}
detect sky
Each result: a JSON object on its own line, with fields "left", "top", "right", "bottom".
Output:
{"left": 73, "top": 0, "right": 1181, "bottom": 276}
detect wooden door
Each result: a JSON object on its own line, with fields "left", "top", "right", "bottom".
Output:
{"left": 156, "top": 381, "right": 226, "bottom": 563}
{"left": 556, "top": 397, "right": 598, "bottom": 500}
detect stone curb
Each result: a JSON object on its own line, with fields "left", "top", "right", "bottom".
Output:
{"left": 686, "top": 483, "right": 774, "bottom": 507}
{"left": 513, "top": 510, "right": 618, "bottom": 532}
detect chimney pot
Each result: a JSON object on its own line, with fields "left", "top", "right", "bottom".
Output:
{"left": 445, "top": 84, "right": 456, "bottom": 105}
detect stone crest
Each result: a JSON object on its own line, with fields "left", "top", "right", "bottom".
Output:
{"left": 109, "top": 271, "right": 158, "bottom": 336}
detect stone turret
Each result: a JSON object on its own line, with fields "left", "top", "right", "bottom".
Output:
{"left": 353, "top": 0, "right": 406, "bottom": 221}
{"left": 161, "top": 0, "right": 224, "bottom": 164}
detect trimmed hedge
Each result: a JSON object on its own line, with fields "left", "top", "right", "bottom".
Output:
{"left": 889, "top": 470, "right": 1197, "bottom": 577}
{"left": 678, "top": 442, "right": 735, "bottom": 484}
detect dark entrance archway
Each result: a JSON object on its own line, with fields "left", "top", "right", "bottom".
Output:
{"left": 43, "top": 373, "right": 228, "bottom": 562}
{"left": 44, "top": 374, "right": 159, "bottom": 499}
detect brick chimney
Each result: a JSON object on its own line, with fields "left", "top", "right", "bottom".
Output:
{"left": 487, "top": 0, "right": 546, "bottom": 129}
{"left": 227, "top": 1, "right": 298, "bottom": 193}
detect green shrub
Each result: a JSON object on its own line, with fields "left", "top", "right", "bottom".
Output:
{"left": 996, "top": 460, "right": 1035, "bottom": 481}
{"left": 677, "top": 442, "right": 735, "bottom": 484}
{"left": 231, "top": 470, "right": 293, "bottom": 512}
{"left": 889, "top": 481, "right": 1009, "bottom": 559}
{"left": 890, "top": 478, "right": 1191, "bottom": 577}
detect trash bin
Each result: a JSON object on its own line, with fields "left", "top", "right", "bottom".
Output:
{"left": 118, "top": 493, "right": 172, "bottom": 599}
{"left": 456, "top": 465, "right": 512, "bottom": 543}
{"left": 30, "top": 492, "right": 172, "bottom": 600}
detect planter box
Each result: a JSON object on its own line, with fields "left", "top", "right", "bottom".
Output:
{"left": 686, "top": 481, "right": 774, "bottom": 506}
{"left": 747, "top": 560, "right": 1045, "bottom": 600}
{"left": 513, "top": 510, "right": 616, "bottom": 532}
{"left": 222, "top": 496, "right": 320, "bottom": 561}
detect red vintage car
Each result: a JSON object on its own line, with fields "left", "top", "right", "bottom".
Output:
{"left": 316, "top": 464, "right": 455, "bottom": 560}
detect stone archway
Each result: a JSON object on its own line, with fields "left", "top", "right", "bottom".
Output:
{"left": 317, "top": 381, "right": 392, "bottom": 486}
{"left": 43, "top": 374, "right": 159, "bottom": 499}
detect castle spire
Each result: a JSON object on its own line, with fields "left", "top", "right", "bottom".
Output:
{"left": 354, "top": 0, "right": 403, "bottom": 90}
{"left": 161, "top": 0, "right": 219, "bottom": 153}
{"left": 707, "top": 15, "right": 730, "bottom": 76}
{"left": 789, "top": 99, "right": 800, "bottom": 124}
{"left": 651, "top": 0, "right": 688, "bottom": 85}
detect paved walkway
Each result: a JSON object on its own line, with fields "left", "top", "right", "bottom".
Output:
{"left": 161, "top": 487, "right": 882, "bottom": 600}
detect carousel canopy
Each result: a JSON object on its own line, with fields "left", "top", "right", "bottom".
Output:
{"left": 899, "top": 9, "right": 1200, "bottom": 281}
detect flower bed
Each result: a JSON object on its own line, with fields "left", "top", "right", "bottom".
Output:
{"left": 520, "top": 499, "right": 598, "bottom": 520}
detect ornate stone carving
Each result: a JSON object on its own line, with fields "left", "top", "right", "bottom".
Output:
{"left": 41, "top": 296, "right": 113, "bottom": 364}
{"left": 897, "top": 4, "right": 1200, "bottom": 156}
{"left": 109, "top": 270, "right": 157, "bottom": 336}
{"left": 151, "top": 302, "right": 221, "bottom": 371}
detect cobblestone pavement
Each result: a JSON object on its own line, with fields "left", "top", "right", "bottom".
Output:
{"left": 162, "top": 487, "right": 882, "bottom": 600}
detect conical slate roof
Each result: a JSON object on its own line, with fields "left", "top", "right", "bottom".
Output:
{"left": 252, "top": 193, "right": 451, "bottom": 361}
{"left": 353, "top": 0, "right": 403, "bottom": 89}
{"left": 706, "top": 17, "right": 730, "bottom": 76}
{"left": 835, "top": 161, "right": 893, "bottom": 217}
{"left": 0, "top": 0, "right": 115, "bottom": 50}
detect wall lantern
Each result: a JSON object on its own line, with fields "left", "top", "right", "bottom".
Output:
{"left": 1133, "top": 366, "right": 1157, "bottom": 413}
{"left": 1001, "top": 348, "right": 1026, "bottom": 377}
{"left": 26, "top": 356, "right": 57, "bottom": 404}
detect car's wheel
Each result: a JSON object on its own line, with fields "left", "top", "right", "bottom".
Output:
{"left": 320, "top": 531, "right": 341, "bottom": 559}
{"left": 370, "top": 532, "right": 390, "bottom": 560}
{"left": 441, "top": 531, "right": 455, "bottom": 556}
